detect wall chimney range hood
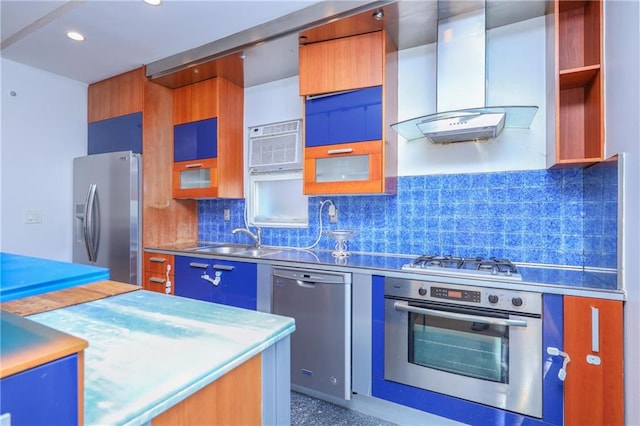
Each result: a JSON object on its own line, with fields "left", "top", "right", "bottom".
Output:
{"left": 391, "top": 5, "right": 538, "bottom": 144}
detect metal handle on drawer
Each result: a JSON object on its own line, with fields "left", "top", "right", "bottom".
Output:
{"left": 189, "top": 262, "right": 209, "bottom": 269}
{"left": 149, "top": 257, "right": 166, "bottom": 263}
{"left": 327, "top": 148, "right": 354, "bottom": 155}
{"left": 185, "top": 163, "right": 203, "bottom": 169}
{"left": 393, "top": 301, "right": 528, "bottom": 327}
{"left": 149, "top": 277, "right": 166, "bottom": 284}
{"left": 213, "top": 264, "right": 235, "bottom": 271}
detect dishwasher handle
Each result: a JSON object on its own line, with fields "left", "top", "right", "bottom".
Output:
{"left": 296, "top": 279, "right": 317, "bottom": 288}
{"left": 272, "top": 268, "right": 348, "bottom": 284}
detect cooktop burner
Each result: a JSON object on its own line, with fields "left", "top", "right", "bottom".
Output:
{"left": 402, "top": 255, "right": 522, "bottom": 281}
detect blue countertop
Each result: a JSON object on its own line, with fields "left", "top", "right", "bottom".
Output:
{"left": 0, "top": 253, "right": 109, "bottom": 302}
{"left": 27, "top": 290, "right": 295, "bottom": 426}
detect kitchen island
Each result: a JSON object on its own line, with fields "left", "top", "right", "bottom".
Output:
{"left": 2, "top": 287, "right": 295, "bottom": 425}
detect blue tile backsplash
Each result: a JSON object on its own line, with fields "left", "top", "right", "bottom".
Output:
{"left": 199, "top": 164, "right": 618, "bottom": 269}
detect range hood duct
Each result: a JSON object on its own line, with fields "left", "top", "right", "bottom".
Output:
{"left": 391, "top": 5, "right": 538, "bottom": 144}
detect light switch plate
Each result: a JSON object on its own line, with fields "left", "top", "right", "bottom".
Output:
{"left": 25, "top": 209, "right": 42, "bottom": 224}
{"left": 223, "top": 209, "right": 230, "bottom": 221}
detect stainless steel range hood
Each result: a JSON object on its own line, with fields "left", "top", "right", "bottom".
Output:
{"left": 391, "top": 5, "right": 538, "bottom": 144}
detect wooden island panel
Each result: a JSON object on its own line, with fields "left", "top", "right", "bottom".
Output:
{"left": 153, "top": 354, "right": 261, "bottom": 425}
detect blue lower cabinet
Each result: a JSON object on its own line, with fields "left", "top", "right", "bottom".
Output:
{"left": 0, "top": 354, "right": 79, "bottom": 426}
{"left": 371, "top": 276, "right": 564, "bottom": 426}
{"left": 174, "top": 256, "right": 257, "bottom": 310}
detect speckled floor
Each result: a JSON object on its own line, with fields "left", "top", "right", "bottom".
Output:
{"left": 291, "top": 391, "right": 397, "bottom": 426}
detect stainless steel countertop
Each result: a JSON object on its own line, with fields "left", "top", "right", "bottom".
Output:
{"left": 145, "top": 243, "right": 624, "bottom": 301}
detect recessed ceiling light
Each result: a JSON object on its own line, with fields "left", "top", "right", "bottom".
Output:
{"left": 144, "top": 0, "right": 162, "bottom": 5}
{"left": 67, "top": 31, "right": 85, "bottom": 41}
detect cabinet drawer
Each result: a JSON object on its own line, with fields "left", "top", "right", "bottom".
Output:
{"left": 143, "top": 252, "right": 174, "bottom": 274}
{"left": 174, "top": 117, "right": 218, "bottom": 162}
{"left": 143, "top": 271, "right": 173, "bottom": 295}
{"left": 304, "top": 140, "right": 383, "bottom": 194}
{"left": 305, "top": 86, "right": 382, "bottom": 147}
{"left": 172, "top": 158, "right": 218, "bottom": 199}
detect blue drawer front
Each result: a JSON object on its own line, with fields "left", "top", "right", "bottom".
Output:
{"left": 305, "top": 86, "right": 382, "bottom": 147}
{"left": 88, "top": 112, "right": 142, "bottom": 154}
{"left": 174, "top": 256, "right": 257, "bottom": 310}
{"left": 1, "top": 354, "right": 79, "bottom": 425}
{"left": 174, "top": 117, "right": 218, "bottom": 162}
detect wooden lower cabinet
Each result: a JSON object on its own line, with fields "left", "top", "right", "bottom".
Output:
{"left": 152, "top": 354, "right": 261, "bottom": 425}
{"left": 143, "top": 252, "right": 174, "bottom": 295}
{"left": 563, "top": 296, "right": 623, "bottom": 425}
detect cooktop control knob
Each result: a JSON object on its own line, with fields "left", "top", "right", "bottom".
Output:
{"left": 418, "top": 287, "right": 428, "bottom": 296}
{"left": 488, "top": 294, "right": 499, "bottom": 304}
{"left": 512, "top": 297, "right": 523, "bottom": 307}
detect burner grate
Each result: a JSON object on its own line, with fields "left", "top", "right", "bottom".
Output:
{"left": 406, "top": 254, "right": 520, "bottom": 279}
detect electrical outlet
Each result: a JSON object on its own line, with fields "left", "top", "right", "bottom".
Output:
{"left": 25, "top": 209, "right": 42, "bottom": 224}
{"left": 330, "top": 208, "right": 338, "bottom": 223}
{"left": 223, "top": 209, "right": 230, "bottom": 221}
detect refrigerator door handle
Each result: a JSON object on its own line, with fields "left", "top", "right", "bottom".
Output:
{"left": 83, "top": 184, "right": 100, "bottom": 262}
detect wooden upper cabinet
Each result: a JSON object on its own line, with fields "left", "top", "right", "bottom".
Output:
{"left": 173, "top": 78, "right": 219, "bottom": 125}
{"left": 88, "top": 68, "right": 144, "bottom": 123}
{"left": 548, "top": 0, "right": 604, "bottom": 168}
{"left": 299, "top": 30, "right": 397, "bottom": 195}
{"left": 299, "top": 31, "right": 384, "bottom": 96}
{"left": 172, "top": 77, "right": 244, "bottom": 199}
{"left": 563, "top": 296, "right": 624, "bottom": 426}
{"left": 88, "top": 67, "right": 199, "bottom": 248}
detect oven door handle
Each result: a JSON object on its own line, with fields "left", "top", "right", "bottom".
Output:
{"left": 393, "top": 301, "right": 528, "bottom": 327}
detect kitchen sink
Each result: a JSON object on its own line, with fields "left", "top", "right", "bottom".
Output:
{"left": 187, "top": 245, "right": 281, "bottom": 257}
{"left": 234, "top": 248, "right": 282, "bottom": 257}
{"left": 189, "top": 245, "right": 250, "bottom": 254}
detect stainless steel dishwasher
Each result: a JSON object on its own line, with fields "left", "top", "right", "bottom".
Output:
{"left": 272, "top": 267, "right": 352, "bottom": 400}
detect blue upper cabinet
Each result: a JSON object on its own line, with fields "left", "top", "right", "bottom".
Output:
{"left": 88, "top": 111, "right": 142, "bottom": 155}
{"left": 305, "top": 87, "right": 382, "bottom": 147}
{"left": 173, "top": 117, "right": 218, "bottom": 162}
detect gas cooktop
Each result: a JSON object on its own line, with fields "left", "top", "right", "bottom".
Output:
{"left": 401, "top": 255, "right": 522, "bottom": 281}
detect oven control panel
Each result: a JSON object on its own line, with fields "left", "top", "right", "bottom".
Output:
{"left": 431, "top": 287, "right": 481, "bottom": 303}
{"left": 385, "top": 276, "right": 542, "bottom": 315}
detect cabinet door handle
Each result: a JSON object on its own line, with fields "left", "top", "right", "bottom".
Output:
{"left": 213, "top": 264, "right": 235, "bottom": 271}
{"left": 185, "top": 163, "right": 203, "bottom": 169}
{"left": 591, "top": 307, "right": 600, "bottom": 353}
{"left": 327, "top": 148, "right": 353, "bottom": 155}
{"left": 149, "top": 257, "right": 166, "bottom": 263}
{"left": 189, "top": 262, "right": 209, "bottom": 269}
{"left": 149, "top": 277, "right": 166, "bottom": 284}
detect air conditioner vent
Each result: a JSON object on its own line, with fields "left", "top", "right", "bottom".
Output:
{"left": 249, "top": 120, "right": 302, "bottom": 172}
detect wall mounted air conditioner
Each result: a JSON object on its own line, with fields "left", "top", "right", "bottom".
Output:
{"left": 248, "top": 120, "right": 302, "bottom": 172}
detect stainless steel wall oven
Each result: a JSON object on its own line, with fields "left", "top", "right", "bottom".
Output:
{"left": 384, "top": 276, "right": 543, "bottom": 418}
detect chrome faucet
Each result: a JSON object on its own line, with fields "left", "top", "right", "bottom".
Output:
{"left": 231, "top": 226, "right": 261, "bottom": 248}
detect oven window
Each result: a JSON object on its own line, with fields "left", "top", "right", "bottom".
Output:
{"left": 408, "top": 306, "right": 509, "bottom": 383}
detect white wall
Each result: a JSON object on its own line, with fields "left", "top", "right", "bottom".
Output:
{"left": 245, "top": 76, "right": 302, "bottom": 127}
{"left": 604, "top": 2, "right": 640, "bottom": 425}
{"left": 0, "top": 58, "right": 87, "bottom": 261}
{"left": 398, "top": 16, "right": 547, "bottom": 176}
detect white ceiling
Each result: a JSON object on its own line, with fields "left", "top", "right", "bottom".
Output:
{"left": 0, "top": 0, "right": 321, "bottom": 85}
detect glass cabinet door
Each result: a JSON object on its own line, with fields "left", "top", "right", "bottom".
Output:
{"left": 172, "top": 158, "right": 218, "bottom": 198}
{"left": 315, "top": 155, "right": 369, "bottom": 182}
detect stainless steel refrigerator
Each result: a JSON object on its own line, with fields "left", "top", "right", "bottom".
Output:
{"left": 73, "top": 151, "right": 141, "bottom": 285}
